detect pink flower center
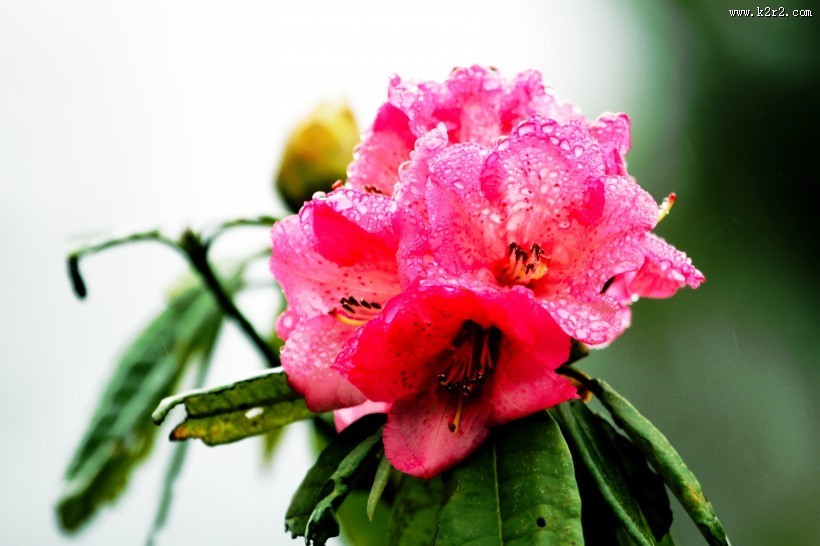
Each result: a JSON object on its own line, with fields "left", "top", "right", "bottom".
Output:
{"left": 330, "top": 296, "right": 382, "bottom": 327}
{"left": 435, "top": 320, "right": 502, "bottom": 432}
{"left": 495, "top": 242, "right": 550, "bottom": 287}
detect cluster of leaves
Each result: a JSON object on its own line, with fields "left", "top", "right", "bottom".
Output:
{"left": 147, "top": 361, "right": 728, "bottom": 546}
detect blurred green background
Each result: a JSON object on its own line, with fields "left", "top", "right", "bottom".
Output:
{"left": 586, "top": 2, "right": 818, "bottom": 544}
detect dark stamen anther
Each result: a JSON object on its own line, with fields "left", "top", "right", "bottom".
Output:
{"left": 360, "top": 300, "right": 372, "bottom": 309}
{"left": 371, "top": 302, "right": 382, "bottom": 309}
{"left": 341, "top": 302, "right": 355, "bottom": 313}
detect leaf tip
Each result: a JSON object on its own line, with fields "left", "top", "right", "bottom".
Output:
{"left": 67, "top": 254, "right": 87, "bottom": 299}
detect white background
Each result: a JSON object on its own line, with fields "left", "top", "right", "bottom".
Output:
{"left": 1, "top": 1, "right": 660, "bottom": 544}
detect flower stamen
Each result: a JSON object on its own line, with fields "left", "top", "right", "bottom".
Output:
{"left": 330, "top": 296, "right": 382, "bottom": 327}
{"left": 657, "top": 193, "right": 676, "bottom": 223}
{"left": 500, "top": 242, "right": 550, "bottom": 286}
{"left": 437, "top": 320, "right": 502, "bottom": 433}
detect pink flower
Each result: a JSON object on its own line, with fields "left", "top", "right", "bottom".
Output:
{"left": 270, "top": 188, "right": 402, "bottom": 412}
{"left": 271, "top": 66, "right": 704, "bottom": 478}
{"left": 334, "top": 281, "right": 575, "bottom": 478}
{"left": 391, "top": 113, "right": 703, "bottom": 346}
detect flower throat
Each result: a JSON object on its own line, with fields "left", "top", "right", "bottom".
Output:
{"left": 437, "top": 320, "right": 502, "bottom": 432}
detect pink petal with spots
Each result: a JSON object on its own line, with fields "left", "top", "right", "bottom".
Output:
{"left": 281, "top": 314, "right": 365, "bottom": 412}
{"left": 383, "top": 388, "right": 491, "bottom": 478}
{"left": 346, "top": 103, "right": 415, "bottom": 195}
{"left": 270, "top": 192, "right": 401, "bottom": 322}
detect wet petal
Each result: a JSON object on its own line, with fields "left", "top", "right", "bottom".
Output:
{"left": 628, "top": 234, "right": 705, "bottom": 298}
{"left": 346, "top": 103, "right": 415, "bottom": 195}
{"left": 590, "top": 113, "right": 631, "bottom": 175}
{"left": 281, "top": 314, "right": 365, "bottom": 412}
{"left": 384, "top": 388, "right": 490, "bottom": 479}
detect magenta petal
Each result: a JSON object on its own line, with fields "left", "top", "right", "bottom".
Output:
{"left": 346, "top": 104, "right": 415, "bottom": 195}
{"left": 309, "top": 188, "right": 396, "bottom": 267}
{"left": 281, "top": 314, "right": 366, "bottom": 412}
{"left": 383, "top": 389, "right": 491, "bottom": 478}
{"left": 628, "top": 234, "right": 705, "bottom": 298}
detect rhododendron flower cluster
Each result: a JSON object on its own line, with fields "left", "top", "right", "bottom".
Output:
{"left": 270, "top": 66, "right": 703, "bottom": 478}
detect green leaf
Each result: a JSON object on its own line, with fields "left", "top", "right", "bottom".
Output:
{"left": 600, "top": 419, "right": 674, "bottom": 543}
{"left": 388, "top": 474, "right": 443, "bottom": 546}
{"left": 437, "top": 411, "right": 583, "bottom": 546}
{"left": 146, "top": 328, "right": 221, "bottom": 546}
{"left": 367, "top": 453, "right": 393, "bottom": 521}
{"left": 584, "top": 379, "right": 730, "bottom": 546}
{"left": 286, "top": 414, "right": 386, "bottom": 540}
{"left": 152, "top": 369, "right": 313, "bottom": 445}
{"left": 552, "top": 401, "right": 657, "bottom": 546}
{"left": 337, "top": 490, "right": 390, "bottom": 546}
{"left": 57, "top": 281, "right": 227, "bottom": 531}
{"left": 306, "top": 424, "right": 385, "bottom": 546}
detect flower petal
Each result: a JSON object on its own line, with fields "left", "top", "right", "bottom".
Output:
{"left": 281, "top": 314, "right": 365, "bottom": 412}
{"left": 542, "top": 294, "right": 630, "bottom": 345}
{"left": 590, "top": 113, "right": 631, "bottom": 175}
{"left": 346, "top": 103, "right": 415, "bottom": 195}
{"left": 383, "top": 388, "right": 491, "bottom": 478}
{"left": 333, "top": 400, "right": 392, "bottom": 432}
{"left": 627, "top": 234, "right": 705, "bottom": 299}
{"left": 270, "top": 191, "right": 400, "bottom": 320}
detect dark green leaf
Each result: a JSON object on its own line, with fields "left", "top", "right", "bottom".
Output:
{"left": 57, "top": 281, "right": 227, "bottom": 531}
{"left": 152, "top": 369, "right": 313, "bottom": 445}
{"left": 388, "top": 474, "right": 443, "bottom": 546}
{"left": 552, "top": 401, "right": 656, "bottom": 546}
{"left": 600, "top": 419, "right": 674, "bottom": 543}
{"left": 437, "top": 411, "right": 583, "bottom": 546}
{"left": 306, "top": 425, "right": 384, "bottom": 546}
{"left": 367, "top": 453, "right": 393, "bottom": 521}
{"left": 286, "top": 414, "right": 386, "bottom": 540}
{"left": 585, "top": 379, "right": 729, "bottom": 546}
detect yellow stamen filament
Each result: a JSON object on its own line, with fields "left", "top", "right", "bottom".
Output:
{"left": 657, "top": 193, "right": 677, "bottom": 223}
{"left": 448, "top": 397, "right": 464, "bottom": 433}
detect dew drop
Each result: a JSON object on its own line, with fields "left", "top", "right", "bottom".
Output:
{"left": 573, "top": 145, "right": 584, "bottom": 158}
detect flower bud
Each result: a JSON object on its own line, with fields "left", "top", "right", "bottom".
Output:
{"left": 274, "top": 101, "right": 360, "bottom": 212}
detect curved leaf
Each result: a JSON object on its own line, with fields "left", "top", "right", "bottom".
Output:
{"left": 152, "top": 369, "right": 313, "bottom": 445}
{"left": 367, "top": 453, "right": 393, "bottom": 521}
{"left": 552, "top": 401, "right": 657, "bottom": 546}
{"left": 585, "top": 379, "right": 730, "bottom": 546}
{"left": 436, "top": 411, "right": 583, "bottom": 546}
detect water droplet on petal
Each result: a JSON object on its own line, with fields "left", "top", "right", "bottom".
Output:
{"left": 573, "top": 145, "right": 584, "bottom": 158}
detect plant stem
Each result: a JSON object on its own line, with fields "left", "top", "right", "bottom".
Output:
{"left": 179, "top": 229, "right": 280, "bottom": 368}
